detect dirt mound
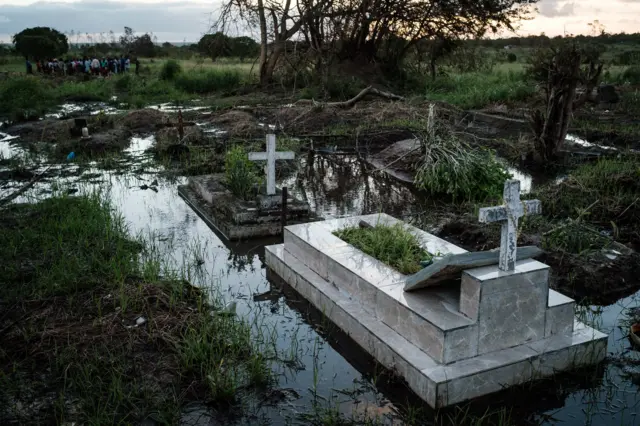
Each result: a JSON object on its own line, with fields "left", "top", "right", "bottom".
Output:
{"left": 155, "top": 126, "right": 209, "bottom": 155}
{"left": 118, "top": 109, "right": 169, "bottom": 133}
{"left": 5, "top": 116, "right": 118, "bottom": 146}
{"left": 55, "top": 128, "right": 132, "bottom": 156}
{"left": 208, "top": 110, "right": 260, "bottom": 138}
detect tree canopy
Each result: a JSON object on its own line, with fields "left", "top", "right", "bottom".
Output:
{"left": 197, "top": 33, "right": 259, "bottom": 61}
{"left": 12, "top": 27, "right": 69, "bottom": 59}
{"left": 219, "top": 0, "right": 539, "bottom": 85}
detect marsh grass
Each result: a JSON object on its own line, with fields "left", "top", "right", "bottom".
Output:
{"left": 534, "top": 157, "right": 640, "bottom": 225}
{"left": 175, "top": 69, "right": 244, "bottom": 94}
{"left": 413, "top": 114, "right": 511, "bottom": 202}
{"left": 333, "top": 223, "right": 431, "bottom": 275}
{"left": 0, "top": 193, "right": 272, "bottom": 424}
{"left": 423, "top": 70, "right": 535, "bottom": 109}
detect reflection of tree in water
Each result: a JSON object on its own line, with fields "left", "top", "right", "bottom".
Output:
{"left": 294, "top": 153, "right": 419, "bottom": 217}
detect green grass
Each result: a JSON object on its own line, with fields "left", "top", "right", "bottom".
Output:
{"left": 224, "top": 145, "right": 261, "bottom": 200}
{"left": 532, "top": 157, "right": 640, "bottom": 233}
{"left": 423, "top": 69, "right": 536, "bottom": 109}
{"left": 413, "top": 117, "right": 511, "bottom": 202}
{"left": 0, "top": 193, "right": 272, "bottom": 424}
{"left": 333, "top": 222, "right": 432, "bottom": 275}
{"left": 0, "top": 58, "right": 253, "bottom": 120}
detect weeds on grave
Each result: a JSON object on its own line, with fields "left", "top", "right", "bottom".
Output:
{"left": 224, "top": 145, "right": 261, "bottom": 200}
{"left": 334, "top": 223, "right": 432, "bottom": 275}
{"left": 0, "top": 193, "right": 273, "bottom": 424}
{"left": 413, "top": 111, "right": 510, "bottom": 202}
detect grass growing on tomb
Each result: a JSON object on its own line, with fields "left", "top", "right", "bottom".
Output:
{"left": 413, "top": 111, "right": 511, "bottom": 202}
{"left": 333, "top": 223, "right": 432, "bottom": 275}
{"left": 0, "top": 193, "right": 273, "bottom": 424}
{"left": 224, "top": 145, "right": 261, "bottom": 200}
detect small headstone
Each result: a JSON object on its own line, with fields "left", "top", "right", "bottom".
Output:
{"left": 477, "top": 180, "right": 541, "bottom": 272}
{"left": 248, "top": 134, "right": 295, "bottom": 196}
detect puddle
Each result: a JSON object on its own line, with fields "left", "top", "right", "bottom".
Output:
{"left": 148, "top": 102, "right": 208, "bottom": 113}
{"left": 1, "top": 133, "right": 639, "bottom": 424}
{"left": 566, "top": 134, "right": 617, "bottom": 151}
{"left": 507, "top": 166, "right": 533, "bottom": 194}
{"left": 45, "top": 102, "right": 123, "bottom": 119}
{"left": 126, "top": 135, "right": 155, "bottom": 153}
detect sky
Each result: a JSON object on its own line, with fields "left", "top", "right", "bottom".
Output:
{"left": 0, "top": 0, "right": 638, "bottom": 43}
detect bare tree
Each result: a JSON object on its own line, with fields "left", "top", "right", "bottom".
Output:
{"left": 529, "top": 43, "right": 603, "bottom": 161}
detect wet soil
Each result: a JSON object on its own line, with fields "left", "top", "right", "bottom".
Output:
{"left": 437, "top": 217, "right": 640, "bottom": 306}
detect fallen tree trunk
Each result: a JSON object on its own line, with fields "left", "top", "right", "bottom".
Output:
{"left": 293, "top": 85, "right": 405, "bottom": 109}
{"left": 325, "top": 85, "right": 405, "bottom": 108}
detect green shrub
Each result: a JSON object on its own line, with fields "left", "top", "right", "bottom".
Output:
{"left": 616, "top": 51, "right": 640, "bottom": 66}
{"left": 114, "top": 73, "right": 133, "bottom": 91}
{"left": 413, "top": 113, "right": 511, "bottom": 201}
{"left": 0, "top": 76, "right": 53, "bottom": 120}
{"left": 622, "top": 66, "right": 640, "bottom": 85}
{"left": 333, "top": 223, "right": 432, "bottom": 275}
{"left": 159, "top": 59, "right": 183, "bottom": 81}
{"left": 224, "top": 145, "right": 260, "bottom": 200}
{"left": 507, "top": 53, "right": 517, "bottom": 63}
{"left": 174, "top": 69, "right": 241, "bottom": 94}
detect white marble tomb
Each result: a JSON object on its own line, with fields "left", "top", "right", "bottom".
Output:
{"left": 264, "top": 213, "right": 608, "bottom": 408}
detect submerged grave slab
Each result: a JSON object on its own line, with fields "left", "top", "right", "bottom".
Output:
{"left": 178, "top": 174, "right": 313, "bottom": 240}
{"left": 264, "top": 213, "right": 608, "bottom": 408}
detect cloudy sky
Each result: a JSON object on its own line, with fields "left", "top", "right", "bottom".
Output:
{"left": 0, "top": 0, "right": 638, "bottom": 43}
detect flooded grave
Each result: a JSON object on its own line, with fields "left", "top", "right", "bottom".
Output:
{"left": 264, "top": 181, "right": 607, "bottom": 408}
{"left": 179, "top": 134, "right": 315, "bottom": 240}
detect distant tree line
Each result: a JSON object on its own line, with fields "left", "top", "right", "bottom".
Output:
{"left": 196, "top": 32, "right": 260, "bottom": 62}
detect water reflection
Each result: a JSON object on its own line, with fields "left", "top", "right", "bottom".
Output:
{"left": 285, "top": 153, "right": 421, "bottom": 219}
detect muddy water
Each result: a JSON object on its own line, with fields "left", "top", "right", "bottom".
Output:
{"left": 1, "top": 130, "right": 639, "bottom": 424}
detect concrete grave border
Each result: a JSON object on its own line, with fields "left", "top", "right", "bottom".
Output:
{"left": 265, "top": 213, "right": 608, "bottom": 408}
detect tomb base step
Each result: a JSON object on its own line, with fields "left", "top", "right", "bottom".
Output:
{"left": 178, "top": 185, "right": 315, "bottom": 240}
{"left": 265, "top": 243, "right": 608, "bottom": 409}
{"left": 283, "top": 215, "right": 478, "bottom": 364}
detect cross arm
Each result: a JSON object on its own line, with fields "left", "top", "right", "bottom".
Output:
{"left": 248, "top": 153, "right": 268, "bottom": 161}
{"left": 274, "top": 152, "right": 295, "bottom": 160}
{"left": 478, "top": 199, "right": 542, "bottom": 223}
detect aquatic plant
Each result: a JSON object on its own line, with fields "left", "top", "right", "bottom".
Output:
{"left": 333, "top": 222, "right": 432, "bottom": 275}
{"left": 224, "top": 145, "right": 261, "bottom": 200}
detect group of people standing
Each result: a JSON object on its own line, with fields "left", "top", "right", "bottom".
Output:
{"left": 27, "top": 56, "right": 138, "bottom": 77}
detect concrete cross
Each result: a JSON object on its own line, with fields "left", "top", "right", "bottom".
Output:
{"left": 248, "top": 134, "right": 295, "bottom": 195}
{"left": 478, "top": 180, "right": 542, "bottom": 272}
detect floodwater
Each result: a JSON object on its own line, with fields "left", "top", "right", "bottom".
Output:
{"left": 1, "top": 122, "right": 640, "bottom": 425}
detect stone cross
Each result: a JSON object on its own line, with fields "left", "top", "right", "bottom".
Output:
{"left": 478, "top": 180, "right": 541, "bottom": 272}
{"left": 248, "top": 134, "right": 295, "bottom": 195}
